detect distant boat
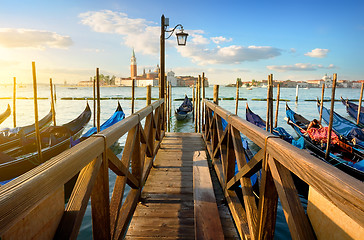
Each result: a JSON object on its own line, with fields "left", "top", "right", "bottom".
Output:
{"left": 68, "top": 87, "right": 77, "bottom": 90}
{"left": 261, "top": 85, "right": 267, "bottom": 88}
{"left": 175, "top": 95, "right": 193, "bottom": 120}
{"left": 246, "top": 87, "right": 253, "bottom": 90}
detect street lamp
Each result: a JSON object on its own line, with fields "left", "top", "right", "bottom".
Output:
{"left": 160, "top": 14, "right": 188, "bottom": 99}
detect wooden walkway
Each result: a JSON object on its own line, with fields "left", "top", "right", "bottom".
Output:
{"left": 125, "top": 132, "right": 238, "bottom": 239}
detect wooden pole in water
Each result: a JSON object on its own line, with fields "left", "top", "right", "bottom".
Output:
{"left": 13, "top": 77, "right": 16, "bottom": 127}
{"left": 166, "top": 82, "right": 169, "bottom": 131}
{"left": 274, "top": 83, "right": 280, "bottom": 128}
{"left": 269, "top": 74, "right": 274, "bottom": 133}
{"left": 96, "top": 68, "right": 101, "bottom": 132}
{"left": 266, "top": 75, "right": 271, "bottom": 132}
{"left": 319, "top": 83, "right": 325, "bottom": 124}
{"left": 195, "top": 79, "right": 199, "bottom": 132}
{"left": 169, "top": 82, "right": 172, "bottom": 131}
{"left": 325, "top": 74, "right": 337, "bottom": 160}
{"left": 32, "top": 62, "right": 42, "bottom": 162}
{"left": 192, "top": 84, "right": 195, "bottom": 123}
{"left": 50, "top": 78, "right": 56, "bottom": 126}
{"left": 53, "top": 84, "right": 56, "bottom": 102}
{"left": 202, "top": 72, "right": 205, "bottom": 128}
{"left": 357, "top": 82, "right": 364, "bottom": 125}
{"left": 146, "top": 85, "right": 151, "bottom": 106}
{"left": 93, "top": 77, "right": 96, "bottom": 127}
{"left": 198, "top": 78, "right": 201, "bottom": 127}
{"left": 235, "top": 78, "right": 239, "bottom": 115}
{"left": 131, "top": 79, "right": 135, "bottom": 114}
{"left": 295, "top": 85, "right": 299, "bottom": 102}
{"left": 213, "top": 85, "right": 219, "bottom": 105}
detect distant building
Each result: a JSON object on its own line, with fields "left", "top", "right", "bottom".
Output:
{"left": 322, "top": 74, "right": 332, "bottom": 88}
{"left": 176, "top": 76, "right": 209, "bottom": 87}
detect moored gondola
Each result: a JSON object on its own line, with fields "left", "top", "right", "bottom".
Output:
{"left": 0, "top": 109, "right": 53, "bottom": 152}
{"left": 0, "top": 103, "right": 91, "bottom": 182}
{"left": 0, "top": 104, "right": 11, "bottom": 125}
{"left": 175, "top": 95, "right": 193, "bottom": 120}
{"left": 317, "top": 99, "right": 364, "bottom": 149}
{"left": 286, "top": 103, "right": 364, "bottom": 181}
{"left": 341, "top": 97, "right": 364, "bottom": 126}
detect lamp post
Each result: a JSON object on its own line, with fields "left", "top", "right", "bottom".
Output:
{"left": 160, "top": 14, "right": 188, "bottom": 99}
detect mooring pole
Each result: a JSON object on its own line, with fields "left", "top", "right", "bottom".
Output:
{"left": 235, "top": 78, "right": 239, "bottom": 115}
{"left": 32, "top": 62, "right": 42, "bottom": 162}
{"left": 13, "top": 77, "right": 16, "bottom": 127}
{"left": 53, "top": 84, "right": 56, "bottom": 102}
{"left": 357, "top": 82, "right": 364, "bottom": 125}
{"left": 274, "top": 83, "right": 280, "bottom": 128}
{"left": 169, "top": 82, "right": 172, "bottom": 132}
{"left": 213, "top": 85, "right": 219, "bottom": 105}
{"left": 319, "top": 83, "right": 325, "bottom": 124}
{"left": 146, "top": 85, "right": 151, "bottom": 106}
{"left": 93, "top": 77, "right": 96, "bottom": 127}
{"left": 197, "top": 75, "right": 201, "bottom": 133}
{"left": 202, "top": 72, "right": 205, "bottom": 129}
{"left": 269, "top": 74, "right": 274, "bottom": 133}
{"left": 325, "top": 74, "right": 337, "bottom": 160}
{"left": 96, "top": 68, "right": 101, "bottom": 132}
{"left": 50, "top": 78, "right": 56, "bottom": 126}
{"left": 295, "top": 85, "right": 299, "bottom": 102}
{"left": 192, "top": 84, "right": 195, "bottom": 123}
{"left": 266, "top": 75, "right": 271, "bottom": 132}
{"left": 131, "top": 79, "right": 135, "bottom": 114}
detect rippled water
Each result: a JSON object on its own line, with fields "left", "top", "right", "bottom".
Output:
{"left": 0, "top": 85, "right": 360, "bottom": 239}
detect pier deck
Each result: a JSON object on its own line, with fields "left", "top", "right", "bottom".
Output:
{"left": 125, "top": 132, "right": 238, "bottom": 239}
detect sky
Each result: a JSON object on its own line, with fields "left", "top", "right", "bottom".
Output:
{"left": 0, "top": 0, "right": 363, "bottom": 85}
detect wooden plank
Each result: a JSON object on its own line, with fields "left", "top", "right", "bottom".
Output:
{"left": 2, "top": 187, "right": 64, "bottom": 240}
{"left": 55, "top": 156, "right": 102, "bottom": 240}
{"left": 268, "top": 157, "right": 314, "bottom": 239}
{"left": 193, "top": 150, "right": 224, "bottom": 239}
{"left": 307, "top": 187, "right": 364, "bottom": 240}
{"left": 256, "top": 155, "right": 278, "bottom": 240}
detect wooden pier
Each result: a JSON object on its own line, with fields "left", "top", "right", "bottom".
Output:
{"left": 0, "top": 90, "right": 363, "bottom": 239}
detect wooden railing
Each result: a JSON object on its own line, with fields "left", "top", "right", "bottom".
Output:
{"left": 0, "top": 99, "right": 165, "bottom": 239}
{"left": 203, "top": 99, "right": 364, "bottom": 240}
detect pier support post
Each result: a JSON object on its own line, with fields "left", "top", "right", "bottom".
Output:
{"left": 13, "top": 77, "right": 16, "bottom": 127}
{"left": 357, "top": 82, "right": 364, "bottom": 125}
{"left": 202, "top": 72, "right": 205, "bottom": 129}
{"left": 96, "top": 68, "right": 101, "bottom": 132}
{"left": 146, "top": 85, "right": 151, "bottom": 106}
{"left": 50, "top": 78, "right": 56, "bottom": 126}
{"left": 32, "top": 62, "right": 42, "bottom": 162}
{"left": 131, "top": 79, "right": 135, "bottom": 114}
{"left": 319, "top": 83, "right": 325, "bottom": 124}
{"left": 325, "top": 73, "right": 337, "bottom": 160}
{"left": 274, "top": 83, "right": 280, "bottom": 128}
{"left": 213, "top": 85, "right": 219, "bottom": 105}
{"left": 93, "top": 77, "right": 96, "bottom": 127}
{"left": 235, "top": 78, "right": 239, "bottom": 115}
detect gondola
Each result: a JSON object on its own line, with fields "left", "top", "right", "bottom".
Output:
{"left": 175, "top": 95, "right": 193, "bottom": 120}
{"left": 0, "top": 103, "right": 91, "bottom": 182}
{"left": 0, "top": 104, "right": 11, "bottom": 125}
{"left": 286, "top": 103, "right": 364, "bottom": 181}
{"left": 317, "top": 99, "right": 364, "bottom": 149}
{"left": 341, "top": 97, "right": 364, "bottom": 126}
{"left": 246, "top": 103, "right": 296, "bottom": 144}
{"left": 71, "top": 101, "right": 125, "bottom": 145}
{"left": 0, "top": 109, "right": 53, "bottom": 152}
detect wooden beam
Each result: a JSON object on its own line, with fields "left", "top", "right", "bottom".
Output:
{"left": 193, "top": 150, "right": 224, "bottom": 239}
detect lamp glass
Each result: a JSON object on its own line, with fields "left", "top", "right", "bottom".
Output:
{"left": 176, "top": 32, "right": 188, "bottom": 46}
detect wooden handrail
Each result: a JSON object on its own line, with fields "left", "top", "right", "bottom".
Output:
{"left": 0, "top": 99, "right": 165, "bottom": 238}
{"left": 203, "top": 99, "right": 364, "bottom": 239}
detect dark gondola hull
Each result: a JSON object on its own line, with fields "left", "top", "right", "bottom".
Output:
{"left": 341, "top": 97, "right": 364, "bottom": 126}
{"left": 0, "top": 104, "right": 91, "bottom": 182}
{"left": 286, "top": 104, "right": 364, "bottom": 181}
{"left": 175, "top": 95, "right": 193, "bottom": 121}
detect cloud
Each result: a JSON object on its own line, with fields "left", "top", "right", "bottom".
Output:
{"left": 211, "top": 36, "right": 232, "bottom": 44}
{"left": 79, "top": 10, "right": 282, "bottom": 64}
{"left": 267, "top": 63, "right": 336, "bottom": 72}
{"left": 178, "top": 41, "right": 282, "bottom": 65}
{"left": 79, "top": 10, "right": 159, "bottom": 55}
{"left": 304, "top": 48, "right": 329, "bottom": 58}
{"left": 0, "top": 28, "right": 73, "bottom": 49}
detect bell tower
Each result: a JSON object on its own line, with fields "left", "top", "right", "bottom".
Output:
{"left": 131, "top": 49, "right": 137, "bottom": 79}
